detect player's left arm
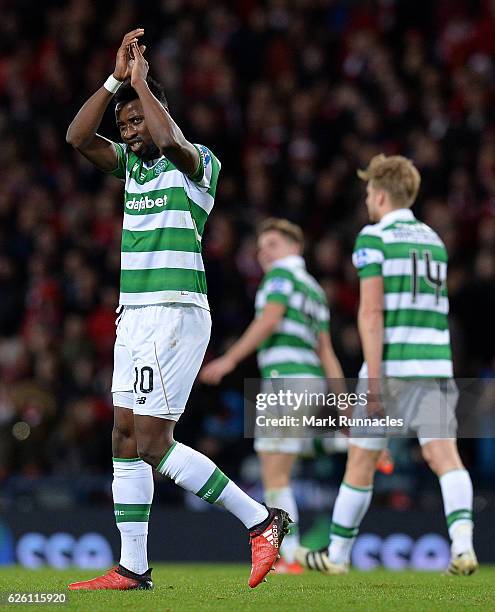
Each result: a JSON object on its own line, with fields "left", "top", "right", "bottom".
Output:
{"left": 129, "top": 42, "right": 199, "bottom": 175}
{"left": 200, "top": 303, "right": 286, "bottom": 385}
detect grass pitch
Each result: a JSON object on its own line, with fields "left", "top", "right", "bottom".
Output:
{"left": 0, "top": 564, "right": 494, "bottom": 611}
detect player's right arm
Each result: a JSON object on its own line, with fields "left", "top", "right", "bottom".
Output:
{"left": 200, "top": 271, "right": 293, "bottom": 385}
{"left": 358, "top": 276, "right": 384, "bottom": 385}
{"left": 66, "top": 29, "right": 145, "bottom": 172}
{"left": 352, "top": 227, "right": 385, "bottom": 396}
{"left": 199, "top": 302, "right": 286, "bottom": 385}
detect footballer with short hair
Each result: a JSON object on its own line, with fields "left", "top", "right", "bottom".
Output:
{"left": 201, "top": 217, "right": 346, "bottom": 573}
{"left": 66, "top": 29, "right": 290, "bottom": 591}
{"left": 296, "top": 154, "right": 478, "bottom": 576}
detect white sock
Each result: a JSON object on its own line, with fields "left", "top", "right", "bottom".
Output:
{"left": 265, "top": 487, "right": 299, "bottom": 563}
{"left": 112, "top": 458, "right": 154, "bottom": 574}
{"left": 328, "top": 482, "right": 373, "bottom": 565}
{"left": 439, "top": 469, "right": 474, "bottom": 555}
{"left": 157, "top": 442, "right": 268, "bottom": 529}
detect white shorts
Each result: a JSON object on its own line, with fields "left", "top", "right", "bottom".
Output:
{"left": 350, "top": 377, "right": 458, "bottom": 451}
{"left": 111, "top": 303, "right": 211, "bottom": 419}
{"left": 254, "top": 377, "right": 328, "bottom": 455}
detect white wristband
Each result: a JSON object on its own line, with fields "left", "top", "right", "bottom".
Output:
{"left": 103, "top": 74, "right": 123, "bottom": 94}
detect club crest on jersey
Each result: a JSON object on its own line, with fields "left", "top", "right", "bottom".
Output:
{"left": 354, "top": 248, "right": 371, "bottom": 269}
{"left": 154, "top": 159, "right": 167, "bottom": 176}
{"left": 199, "top": 145, "right": 211, "bottom": 166}
{"left": 266, "top": 278, "right": 290, "bottom": 294}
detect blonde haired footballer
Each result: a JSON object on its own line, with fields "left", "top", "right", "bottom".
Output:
{"left": 296, "top": 154, "right": 478, "bottom": 576}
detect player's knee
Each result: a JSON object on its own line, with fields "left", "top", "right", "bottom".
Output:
{"left": 346, "top": 448, "right": 378, "bottom": 485}
{"left": 136, "top": 441, "right": 158, "bottom": 468}
{"left": 137, "top": 437, "right": 175, "bottom": 469}
{"left": 112, "top": 423, "right": 135, "bottom": 456}
{"left": 264, "top": 473, "right": 290, "bottom": 490}
{"left": 352, "top": 449, "right": 378, "bottom": 470}
{"left": 421, "top": 444, "right": 441, "bottom": 474}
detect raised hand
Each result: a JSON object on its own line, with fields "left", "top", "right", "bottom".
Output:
{"left": 129, "top": 42, "right": 149, "bottom": 87}
{"left": 113, "top": 29, "right": 145, "bottom": 81}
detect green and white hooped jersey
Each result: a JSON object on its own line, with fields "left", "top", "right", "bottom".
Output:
{"left": 353, "top": 208, "right": 453, "bottom": 378}
{"left": 255, "top": 255, "right": 330, "bottom": 378}
{"left": 110, "top": 142, "right": 221, "bottom": 309}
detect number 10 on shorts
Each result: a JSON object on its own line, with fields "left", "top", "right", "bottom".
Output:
{"left": 134, "top": 366, "right": 154, "bottom": 394}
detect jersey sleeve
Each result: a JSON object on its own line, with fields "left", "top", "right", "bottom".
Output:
{"left": 187, "top": 144, "right": 221, "bottom": 195}
{"left": 262, "top": 269, "right": 294, "bottom": 307}
{"left": 317, "top": 302, "right": 330, "bottom": 333}
{"left": 352, "top": 228, "right": 385, "bottom": 278}
{"left": 107, "top": 142, "right": 127, "bottom": 180}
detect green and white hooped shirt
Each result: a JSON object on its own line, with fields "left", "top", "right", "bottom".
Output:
{"left": 110, "top": 142, "right": 221, "bottom": 309}
{"left": 254, "top": 255, "right": 330, "bottom": 378}
{"left": 353, "top": 208, "right": 453, "bottom": 379}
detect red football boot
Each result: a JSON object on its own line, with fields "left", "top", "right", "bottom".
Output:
{"left": 248, "top": 507, "right": 292, "bottom": 588}
{"left": 68, "top": 565, "right": 153, "bottom": 590}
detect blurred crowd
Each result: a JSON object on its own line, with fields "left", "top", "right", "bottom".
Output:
{"left": 0, "top": 0, "right": 494, "bottom": 495}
